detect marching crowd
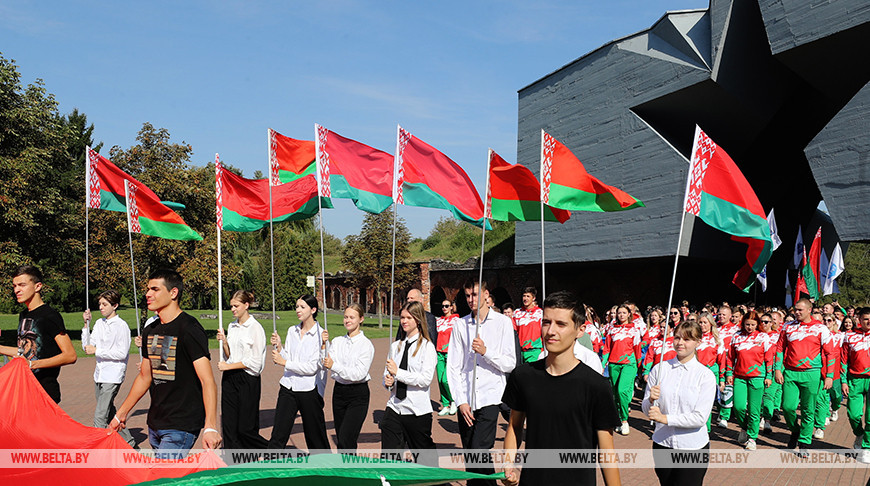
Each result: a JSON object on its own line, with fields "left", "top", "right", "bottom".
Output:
{"left": 3, "top": 263, "right": 870, "bottom": 486}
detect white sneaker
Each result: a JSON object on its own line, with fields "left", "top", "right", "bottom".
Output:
{"left": 449, "top": 402, "right": 457, "bottom": 415}
{"left": 745, "top": 438, "right": 757, "bottom": 451}
{"left": 738, "top": 430, "right": 749, "bottom": 445}
{"left": 859, "top": 449, "right": 870, "bottom": 464}
{"left": 619, "top": 421, "right": 630, "bottom": 435}
{"left": 438, "top": 407, "right": 451, "bottom": 416}
{"left": 831, "top": 410, "right": 838, "bottom": 422}
{"left": 825, "top": 416, "right": 831, "bottom": 426}
{"left": 759, "top": 418, "right": 765, "bottom": 429}
{"left": 716, "top": 418, "right": 728, "bottom": 428}
{"left": 813, "top": 428, "right": 824, "bottom": 440}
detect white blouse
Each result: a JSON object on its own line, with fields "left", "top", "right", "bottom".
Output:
{"left": 279, "top": 322, "right": 326, "bottom": 396}
{"left": 91, "top": 315, "right": 131, "bottom": 384}
{"left": 226, "top": 316, "right": 267, "bottom": 376}
{"left": 384, "top": 333, "right": 437, "bottom": 416}
{"left": 642, "top": 356, "right": 717, "bottom": 449}
{"left": 328, "top": 331, "right": 375, "bottom": 384}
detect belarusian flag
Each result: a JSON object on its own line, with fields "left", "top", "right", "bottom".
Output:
{"left": 394, "top": 126, "right": 488, "bottom": 228}
{"left": 217, "top": 156, "right": 330, "bottom": 232}
{"left": 800, "top": 227, "right": 822, "bottom": 299}
{"left": 686, "top": 126, "right": 772, "bottom": 292}
{"left": 540, "top": 130, "right": 644, "bottom": 212}
{"left": 315, "top": 124, "right": 393, "bottom": 214}
{"left": 86, "top": 146, "right": 161, "bottom": 212}
{"left": 123, "top": 180, "right": 201, "bottom": 241}
{"left": 487, "top": 150, "right": 570, "bottom": 223}
{"left": 268, "top": 128, "right": 315, "bottom": 185}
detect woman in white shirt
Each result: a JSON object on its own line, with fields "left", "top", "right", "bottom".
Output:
{"left": 268, "top": 294, "right": 329, "bottom": 451}
{"left": 82, "top": 290, "right": 134, "bottom": 446}
{"left": 216, "top": 290, "right": 268, "bottom": 450}
{"left": 323, "top": 303, "right": 374, "bottom": 452}
{"left": 642, "top": 320, "right": 716, "bottom": 486}
{"left": 381, "top": 301, "right": 437, "bottom": 462}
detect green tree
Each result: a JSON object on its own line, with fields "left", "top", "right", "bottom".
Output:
{"left": 835, "top": 243, "right": 870, "bottom": 306}
{"left": 341, "top": 208, "right": 415, "bottom": 327}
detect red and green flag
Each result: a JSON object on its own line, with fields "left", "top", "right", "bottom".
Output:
{"left": 686, "top": 126, "right": 772, "bottom": 292}
{"left": 216, "top": 155, "right": 330, "bottom": 232}
{"left": 486, "top": 150, "right": 570, "bottom": 223}
{"left": 315, "top": 124, "right": 393, "bottom": 214}
{"left": 540, "top": 130, "right": 644, "bottom": 212}
{"left": 799, "top": 228, "right": 822, "bottom": 299}
{"left": 268, "top": 128, "right": 315, "bottom": 185}
{"left": 395, "top": 126, "right": 488, "bottom": 228}
{"left": 123, "top": 179, "right": 201, "bottom": 241}
{"left": 87, "top": 146, "right": 160, "bottom": 212}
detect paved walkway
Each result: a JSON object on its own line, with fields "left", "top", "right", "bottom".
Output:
{"left": 20, "top": 337, "right": 869, "bottom": 484}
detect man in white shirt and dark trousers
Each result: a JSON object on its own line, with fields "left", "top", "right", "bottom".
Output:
{"left": 447, "top": 280, "right": 516, "bottom": 486}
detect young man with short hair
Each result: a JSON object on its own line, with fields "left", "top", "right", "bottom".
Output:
{"left": 109, "top": 269, "right": 221, "bottom": 456}
{"left": 502, "top": 290, "right": 621, "bottom": 486}
{"left": 0, "top": 265, "right": 77, "bottom": 403}
{"left": 512, "top": 287, "right": 543, "bottom": 363}
{"left": 447, "top": 280, "right": 516, "bottom": 486}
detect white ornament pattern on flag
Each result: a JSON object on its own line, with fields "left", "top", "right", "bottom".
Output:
{"left": 540, "top": 132, "right": 556, "bottom": 204}
{"left": 127, "top": 181, "right": 141, "bottom": 234}
{"left": 484, "top": 151, "right": 493, "bottom": 219}
{"left": 215, "top": 154, "right": 223, "bottom": 229}
{"left": 395, "top": 127, "right": 411, "bottom": 205}
{"left": 87, "top": 147, "right": 101, "bottom": 209}
{"left": 316, "top": 124, "right": 331, "bottom": 198}
{"left": 268, "top": 128, "right": 279, "bottom": 186}
{"left": 686, "top": 129, "right": 716, "bottom": 216}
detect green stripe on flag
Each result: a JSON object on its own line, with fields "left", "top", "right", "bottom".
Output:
{"left": 138, "top": 217, "right": 202, "bottom": 241}
{"left": 99, "top": 189, "right": 127, "bottom": 212}
{"left": 489, "top": 197, "right": 562, "bottom": 222}
{"left": 402, "top": 182, "right": 491, "bottom": 229}
{"left": 329, "top": 174, "right": 393, "bottom": 214}
{"left": 278, "top": 164, "right": 315, "bottom": 184}
{"left": 547, "top": 182, "right": 643, "bottom": 212}
{"left": 698, "top": 192, "right": 769, "bottom": 240}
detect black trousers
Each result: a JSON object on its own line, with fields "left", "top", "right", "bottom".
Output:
{"left": 332, "top": 382, "right": 370, "bottom": 451}
{"left": 221, "top": 369, "right": 268, "bottom": 450}
{"left": 652, "top": 441, "right": 710, "bottom": 486}
{"left": 457, "top": 404, "right": 500, "bottom": 486}
{"left": 379, "top": 407, "right": 438, "bottom": 466}
{"left": 268, "top": 386, "right": 329, "bottom": 451}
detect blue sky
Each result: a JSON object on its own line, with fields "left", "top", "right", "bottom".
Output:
{"left": 2, "top": 0, "right": 707, "bottom": 238}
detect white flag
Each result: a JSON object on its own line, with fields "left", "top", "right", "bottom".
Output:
{"left": 767, "top": 209, "right": 782, "bottom": 251}
{"left": 823, "top": 243, "right": 845, "bottom": 296}
{"left": 793, "top": 226, "right": 804, "bottom": 269}
{"left": 757, "top": 265, "right": 768, "bottom": 292}
{"left": 785, "top": 272, "right": 793, "bottom": 308}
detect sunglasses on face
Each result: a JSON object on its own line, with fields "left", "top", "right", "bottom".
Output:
{"left": 760, "top": 320, "right": 771, "bottom": 324}
{"left": 442, "top": 304, "right": 451, "bottom": 308}
{"left": 671, "top": 311, "right": 680, "bottom": 315}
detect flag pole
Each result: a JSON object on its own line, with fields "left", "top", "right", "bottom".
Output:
{"left": 471, "top": 149, "right": 493, "bottom": 411}
{"left": 84, "top": 148, "right": 91, "bottom": 347}
{"left": 215, "top": 154, "right": 225, "bottom": 363}
{"left": 539, "top": 130, "right": 547, "bottom": 300}
{"left": 389, "top": 125, "right": 402, "bottom": 340}
{"left": 316, "top": 181, "right": 328, "bottom": 333}
{"left": 268, "top": 130, "right": 278, "bottom": 340}
{"left": 124, "top": 182, "right": 142, "bottom": 358}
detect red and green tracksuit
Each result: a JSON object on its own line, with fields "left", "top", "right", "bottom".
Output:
{"left": 761, "top": 330, "right": 784, "bottom": 422}
{"left": 775, "top": 319, "right": 835, "bottom": 446}
{"left": 633, "top": 315, "right": 650, "bottom": 348}
{"left": 816, "top": 331, "right": 844, "bottom": 429}
{"left": 718, "top": 322, "right": 741, "bottom": 420}
{"left": 642, "top": 337, "right": 675, "bottom": 376}
{"left": 697, "top": 332, "right": 726, "bottom": 431}
{"left": 435, "top": 314, "right": 458, "bottom": 407}
{"left": 603, "top": 323, "right": 642, "bottom": 422}
{"left": 727, "top": 331, "right": 774, "bottom": 440}
{"left": 840, "top": 329, "right": 870, "bottom": 449}
{"left": 585, "top": 321, "right": 602, "bottom": 354}
{"left": 513, "top": 306, "right": 543, "bottom": 363}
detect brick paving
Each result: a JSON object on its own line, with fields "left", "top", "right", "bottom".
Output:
{"left": 11, "top": 336, "right": 869, "bottom": 484}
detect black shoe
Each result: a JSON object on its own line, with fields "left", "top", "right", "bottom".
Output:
{"left": 787, "top": 430, "right": 799, "bottom": 450}
{"left": 795, "top": 445, "right": 809, "bottom": 459}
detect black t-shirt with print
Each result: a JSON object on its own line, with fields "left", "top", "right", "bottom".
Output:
{"left": 502, "top": 359, "right": 621, "bottom": 486}
{"left": 143, "top": 311, "right": 210, "bottom": 433}
{"left": 18, "top": 304, "right": 66, "bottom": 402}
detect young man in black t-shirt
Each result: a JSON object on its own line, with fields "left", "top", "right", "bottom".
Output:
{"left": 110, "top": 269, "right": 221, "bottom": 457}
{"left": 502, "top": 291, "right": 621, "bottom": 486}
{"left": 0, "top": 265, "right": 77, "bottom": 403}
